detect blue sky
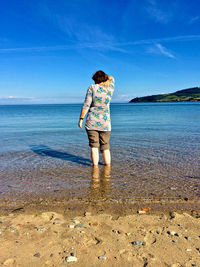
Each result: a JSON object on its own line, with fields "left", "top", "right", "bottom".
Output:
{"left": 0, "top": 0, "right": 200, "bottom": 104}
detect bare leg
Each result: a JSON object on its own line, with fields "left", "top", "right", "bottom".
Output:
{"left": 102, "top": 149, "right": 111, "bottom": 165}
{"left": 91, "top": 147, "right": 99, "bottom": 166}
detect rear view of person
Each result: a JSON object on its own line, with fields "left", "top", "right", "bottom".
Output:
{"left": 78, "top": 70, "right": 115, "bottom": 166}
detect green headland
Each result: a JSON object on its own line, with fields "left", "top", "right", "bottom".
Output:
{"left": 129, "top": 87, "right": 200, "bottom": 103}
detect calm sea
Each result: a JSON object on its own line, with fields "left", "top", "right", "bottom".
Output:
{"left": 0, "top": 102, "right": 200, "bottom": 203}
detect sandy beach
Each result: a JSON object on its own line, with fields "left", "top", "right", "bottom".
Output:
{"left": 0, "top": 203, "right": 200, "bottom": 267}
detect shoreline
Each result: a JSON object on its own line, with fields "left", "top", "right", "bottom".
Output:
{"left": 0, "top": 196, "right": 200, "bottom": 216}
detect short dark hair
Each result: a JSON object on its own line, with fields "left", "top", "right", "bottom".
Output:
{"left": 92, "top": 70, "right": 109, "bottom": 84}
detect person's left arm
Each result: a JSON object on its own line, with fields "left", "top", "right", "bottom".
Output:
{"left": 78, "top": 85, "right": 93, "bottom": 129}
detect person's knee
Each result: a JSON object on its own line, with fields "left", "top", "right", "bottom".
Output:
{"left": 100, "top": 144, "right": 110, "bottom": 153}
{"left": 86, "top": 130, "right": 99, "bottom": 148}
{"left": 99, "top": 131, "right": 110, "bottom": 152}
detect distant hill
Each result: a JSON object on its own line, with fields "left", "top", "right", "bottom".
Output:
{"left": 129, "top": 87, "right": 200, "bottom": 103}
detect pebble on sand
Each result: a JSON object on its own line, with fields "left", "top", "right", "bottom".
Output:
{"left": 53, "top": 219, "right": 61, "bottom": 225}
{"left": 137, "top": 210, "right": 146, "bottom": 214}
{"left": 33, "top": 253, "right": 40, "bottom": 258}
{"left": 72, "top": 218, "right": 80, "bottom": 224}
{"left": 74, "top": 223, "right": 83, "bottom": 228}
{"left": 89, "top": 222, "right": 99, "bottom": 226}
{"left": 84, "top": 211, "right": 91, "bottom": 216}
{"left": 131, "top": 240, "right": 146, "bottom": 246}
{"left": 37, "top": 227, "right": 45, "bottom": 231}
{"left": 64, "top": 256, "right": 77, "bottom": 263}
{"left": 98, "top": 255, "right": 107, "bottom": 260}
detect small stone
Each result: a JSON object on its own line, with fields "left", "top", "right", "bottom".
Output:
{"left": 34, "top": 253, "right": 40, "bottom": 258}
{"left": 186, "top": 248, "right": 192, "bottom": 252}
{"left": 137, "top": 210, "right": 146, "bottom": 214}
{"left": 37, "top": 227, "right": 45, "bottom": 231}
{"left": 175, "top": 233, "right": 181, "bottom": 237}
{"left": 53, "top": 219, "right": 61, "bottom": 225}
{"left": 9, "top": 226, "right": 16, "bottom": 232}
{"left": 84, "top": 211, "right": 91, "bottom": 216}
{"left": 71, "top": 252, "right": 76, "bottom": 257}
{"left": 0, "top": 219, "right": 2, "bottom": 224}
{"left": 50, "top": 253, "right": 54, "bottom": 257}
{"left": 192, "top": 264, "right": 197, "bottom": 267}
{"left": 72, "top": 218, "right": 80, "bottom": 224}
{"left": 167, "top": 231, "right": 176, "bottom": 236}
{"left": 126, "top": 232, "right": 131, "bottom": 236}
{"left": 169, "top": 211, "right": 176, "bottom": 219}
{"left": 172, "top": 240, "right": 177, "bottom": 243}
{"left": 89, "top": 222, "right": 99, "bottom": 226}
{"left": 69, "top": 225, "right": 75, "bottom": 228}
{"left": 142, "top": 207, "right": 151, "bottom": 212}
{"left": 117, "top": 230, "right": 123, "bottom": 234}
{"left": 131, "top": 240, "right": 146, "bottom": 246}
{"left": 98, "top": 255, "right": 106, "bottom": 260}
{"left": 74, "top": 223, "right": 83, "bottom": 228}
{"left": 184, "top": 236, "right": 190, "bottom": 240}
{"left": 65, "top": 256, "right": 77, "bottom": 262}
{"left": 156, "top": 230, "right": 160, "bottom": 234}
{"left": 196, "top": 248, "right": 200, "bottom": 252}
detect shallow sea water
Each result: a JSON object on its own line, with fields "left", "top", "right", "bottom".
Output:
{"left": 0, "top": 103, "right": 200, "bottom": 204}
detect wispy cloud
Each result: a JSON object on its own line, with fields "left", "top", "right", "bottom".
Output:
{"left": 0, "top": 43, "right": 126, "bottom": 54}
{"left": 0, "top": 34, "right": 200, "bottom": 54}
{"left": 112, "top": 93, "right": 132, "bottom": 102}
{"left": 0, "top": 96, "right": 38, "bottom": 104}
{"left": 188, "top": 16, "right": 200, "bottom": 24}
{"left": 147, "top": 43, "right": 175, "bottom": 58}
{"left": 144, "top": 0, "right": 173, "bottom": 24}
{"left": 118, "top": 35, "right": 200, "bottom": 46}
{"left": 0, "top": 96, "right": 36, "bottom": 100}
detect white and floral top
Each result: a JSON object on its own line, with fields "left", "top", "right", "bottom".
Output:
{"left": 82, "top": 77, "right": 115, "bottom": 131}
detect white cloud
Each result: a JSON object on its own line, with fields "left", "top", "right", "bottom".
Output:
{"left": 155, "top": 43, "right": 175, "bottom": 58}
{"left": 147, "top": 43, "right": 175, "bottom": 58}
{"left": 0, "top": 35, "right": 200, "bottom": 54}
{"left": 0, "top": 96, "right": 38, "bottom": 104}
{"left": 189, "top": 16, "right": 200, "bottom": 24}
{"left": 145, "top": 0, "right": 173, "bottom": 24}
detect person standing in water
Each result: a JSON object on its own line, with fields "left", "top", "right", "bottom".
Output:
{"left": 78, "top": 70, "right": 115, "bottom": 166}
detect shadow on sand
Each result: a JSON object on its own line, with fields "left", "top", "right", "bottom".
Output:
{"left": 30, "top": 144, "right": 104, "bottom": 166}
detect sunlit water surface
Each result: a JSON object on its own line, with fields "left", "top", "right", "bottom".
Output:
{"left": 0, "top": 103, "right": 200, "bottom": 203}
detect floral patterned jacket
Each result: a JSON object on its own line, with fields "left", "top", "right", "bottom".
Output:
{"left": 82, "top": 76, "right": 115, "bottom": 131}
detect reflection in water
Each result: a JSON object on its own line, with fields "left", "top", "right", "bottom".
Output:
{"left": 87, "top": 165, "right": 111, "bottom": 200}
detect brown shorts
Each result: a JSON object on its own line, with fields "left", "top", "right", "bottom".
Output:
{"left": 86, "top": 130, "right": 111, "bottom": 152}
